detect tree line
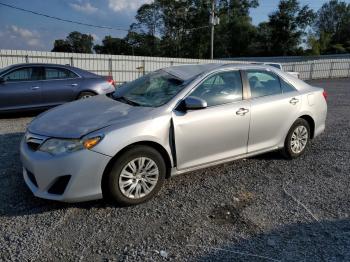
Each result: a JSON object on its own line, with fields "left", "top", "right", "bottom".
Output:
{"left": 51, "top": 0, "right": 350, "bottom": 58}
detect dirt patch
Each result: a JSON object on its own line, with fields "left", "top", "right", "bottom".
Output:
{"left": 209, "top": 191, "right": 261, "bottom": 234}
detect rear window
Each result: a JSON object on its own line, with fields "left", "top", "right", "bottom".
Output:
{"left": 247, "top": 70, "right": 281, "bottom": 98}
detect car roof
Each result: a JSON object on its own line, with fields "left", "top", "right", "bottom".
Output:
{"left": 162, "top": 63, "right": 224, "bottom": 80}
{"left": 162, "top": 63, "right": 312, "bottom": 91}
{"left": 161, "top": 63, "right": 280, "bottom": 81}
{"left": 9, "top": 63, "right": 75, "bottom": 68}
{"left": 4, "top": 63, "right": 99, "bottom": 78}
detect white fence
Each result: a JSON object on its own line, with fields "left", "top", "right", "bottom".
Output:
{"left": 1, "top": 49, "right": 350, "bottom": 83}
{"left": 283, "top": 59, "right": 350, "bottom": 80}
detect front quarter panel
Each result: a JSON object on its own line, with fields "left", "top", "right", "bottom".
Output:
{"left": 90, "top": 113, "right": 174, "bottom": 165}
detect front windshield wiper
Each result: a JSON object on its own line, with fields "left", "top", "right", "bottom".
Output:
{"left": 113, "top": 95, "right": 141, "bottom": 106}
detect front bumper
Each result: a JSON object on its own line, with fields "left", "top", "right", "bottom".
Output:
{"left": 20, "top": 137, "right": 111, "bottom": 203}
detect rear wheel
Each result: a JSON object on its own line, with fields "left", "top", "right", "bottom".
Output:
{"left": 106, "top": 146, "right": 166, "bottom": 206}
{"left": 77, "top": 91, "right": 95, "bottom": 100}
{"left": 282, "top": 118, "right": 310, "bottom": 159}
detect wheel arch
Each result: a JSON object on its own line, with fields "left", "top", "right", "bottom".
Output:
{"left": 298, "top": 114, "right": 315, "bottom": 139}
{"left": 76, "top": 90, "right": 98, "bottom": 99}
{"left": 101, "top": 141, "right": 173, "bottom": 196}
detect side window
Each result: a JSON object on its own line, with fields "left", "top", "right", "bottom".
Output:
{"left": 190, "top": 71, "right": 243, "bottom": 107}
{"left": 45, "top": 68, "right": 78, "bottom": 80}
{"left": 247, "top": 70, "right": 281, "bottom": 98}
{"left": 3, "top": 67, "right": 42, "bottom": 82}
{"left": 281, "top": 79, "right": 296, "bottom": 93}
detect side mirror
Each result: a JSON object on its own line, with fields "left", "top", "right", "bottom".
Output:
{"left": 183, "top": 96, "right": 207, "bottom": 110}
{"left": 0, "top": 77, "right": 5, "bottom": 84}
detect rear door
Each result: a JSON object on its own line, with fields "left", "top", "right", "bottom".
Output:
{"left": 41, "top": 67, "right": 81, "bottom": 106}
{"left": 0, "top": 66, "right": 44, "bottom": 111}
{"left": 172, "top": 70, "right": 251, "bottom": 170}
{"left": 244, "top": 69, "right": 302, "bottom": 153}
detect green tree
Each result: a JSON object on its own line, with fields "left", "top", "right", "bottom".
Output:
{"left": 125, "top": 31, "right": 161, "bottom": 56}
{"left": 171, "top": 0, "right": 212, "bottom": 58}
{"left": 316, "top": 0, "right": 350, "bottom": 36}
{"left": 133, "top": 0, "right": 259, "bottom": 58}
{"left": 156, "top": 0, "right": 196, "bottom": 57}
{"left": 52, "top": 31, "right": 94, "bottom": 53}
{"left": 131, "top": 2, "right": 162, "bottom": 56}
{"left": 133, "top": 3, "right": 162, "bottom": 37}
{"left": 94, "top": 36, "right": 132, "bottom": 55}
{"left": 214, "top": 0, "right": 259, "bottom": 57}
{"left": 249, "top": 22, "right": 273, "bottom": 56}
{"left": 306, "top": 31, "right": 332, "bottom": 55}
{"left": 52, "top": 39, "right": 72, "bottom": 52}
{"left": 328, "top": 43, "right": 347, "bottom": 54}
{"left": 66, "top": 31, "right": 94, "bottom": 53}
{"left": 53, "top": 1, "right": 350, "bottom": 57}
{"left": 315, "top": 0, "right": 350, "bottom": 53}
{"left": 268, "top": 0, "right": 316, "bottom": 55}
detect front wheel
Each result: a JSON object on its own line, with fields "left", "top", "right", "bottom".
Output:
{"left": 106, "top": 146, "right": 166, "bottom": 206}
{"left": 282, "top": 118, "right": 310, "bottom": 159}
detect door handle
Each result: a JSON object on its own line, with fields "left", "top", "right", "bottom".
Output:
{"left": 289, "top": 97, "right": 299, "bottom": 105}
{"left": 236, "top": 108, "right": 249, "bottom": 116}
{"left": 31, "top": 86, "right": 40, "bottom": 90}
{"left": 70, "top": 83, "right": 78, "bottom": 87}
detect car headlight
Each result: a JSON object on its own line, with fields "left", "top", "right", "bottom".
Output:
{"left": 39, "top": 136, "right": 102, "bottom": 155}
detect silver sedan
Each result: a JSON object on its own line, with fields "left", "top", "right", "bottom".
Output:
{"left": 20, "top": 63, "right": 327, "bottom": 205}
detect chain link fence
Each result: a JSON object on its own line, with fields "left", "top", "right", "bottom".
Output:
{"left": 1, "top": 49, "right": 350, "bottom": 84}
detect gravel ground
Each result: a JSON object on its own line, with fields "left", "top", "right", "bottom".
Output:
{"left": 0, "top": 78, "right": 349, "bottom": 261}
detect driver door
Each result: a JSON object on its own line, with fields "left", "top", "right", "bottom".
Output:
{"left": 172, "top": 70, "right": 251, "bottom": 170}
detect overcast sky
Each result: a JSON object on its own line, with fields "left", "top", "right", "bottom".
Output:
{"left": 0, "top": 0, "right": 349, "bottom": 51}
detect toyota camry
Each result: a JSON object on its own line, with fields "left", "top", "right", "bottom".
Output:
{"left": 20, "top": 63, "right": 327, "bottom": 205}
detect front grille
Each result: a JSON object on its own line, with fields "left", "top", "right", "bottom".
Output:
{"left": 26, "top": 169, "right": 38, "bottom": 187}
{"left": 25, "top": 132, "right": 47, "bottom": 151}
{"left": 48, "top": 175, "right": 71, "bottom": 195}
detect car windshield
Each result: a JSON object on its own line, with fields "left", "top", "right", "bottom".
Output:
{"left": 112, "top": 70, "right": 187, "bottom": 107}
{"left": 0, "top": 65, "right": 12, "bottom": 75}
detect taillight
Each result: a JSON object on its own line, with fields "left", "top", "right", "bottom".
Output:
{"left": 107, "top": 76, "right": 115, "bottom": 86}
{"left": 322, "top": 90, "right": 328, "bottom": 100}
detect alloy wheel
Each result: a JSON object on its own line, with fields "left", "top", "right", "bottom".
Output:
{"left": 118, "top": 157, "right": 159, "bottom": 199}
{"left": 290, "top": 126, "right": 308, "bottom": 154}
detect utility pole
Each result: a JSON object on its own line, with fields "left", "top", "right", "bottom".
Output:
{"left": 210, "top": 0, "right": 215, "bottom": 60}
{"left": 210, "top": 0, "right": 219, "bottom": 60}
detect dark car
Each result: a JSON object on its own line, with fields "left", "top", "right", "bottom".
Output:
{"left": 0, "top": 63, "right": 116, "bottom": 112}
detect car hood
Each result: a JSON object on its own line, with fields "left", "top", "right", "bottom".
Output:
{"left": 28, "top": 95, "right": 154, "bottom": 138}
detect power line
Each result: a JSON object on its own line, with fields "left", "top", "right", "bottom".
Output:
{"left": 0, "top": 2, "right": 210, "bottom": 34}
{"left": 0, "top": 2, "right": 130, "bottom": 32}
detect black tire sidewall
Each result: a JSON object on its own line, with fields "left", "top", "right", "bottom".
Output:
{"left": 284, "top": 118, "right": 310, "bottom": 159}
{"left": 107, "top": 146, "right": 166, "bottom": 206}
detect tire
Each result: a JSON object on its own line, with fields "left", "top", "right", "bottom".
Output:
{"left": 282, "top": 118, "right": 310, "bottom": 159}
{"left": 77, "top": 91, "right": 95, "bottom": 100}
{"left": 106, "top": 145, "right": 166, "bottom": 206}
